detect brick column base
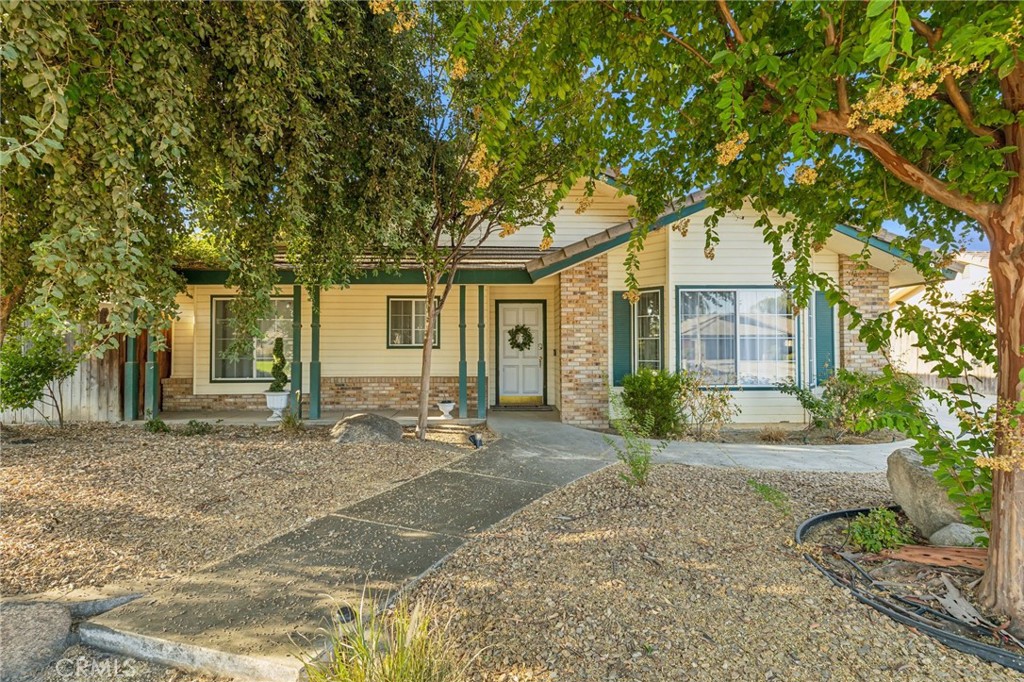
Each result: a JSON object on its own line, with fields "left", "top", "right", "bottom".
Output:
{"left": 559, "top": 258, "right": 609, "bottom": 428}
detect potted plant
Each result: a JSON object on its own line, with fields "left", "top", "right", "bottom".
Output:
{"left": 436, "top": 396, "right": 456, "bottom": 419}
{"left": 264, "top": 337, "right": 290, "bottom": 422}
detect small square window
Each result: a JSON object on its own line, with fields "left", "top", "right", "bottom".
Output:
{"left": 388, "top": 298, "right": 439, "bottom": 348}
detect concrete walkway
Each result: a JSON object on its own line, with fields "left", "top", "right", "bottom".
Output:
{"left": 83, "top": 415, "right": 614, "bottom": 682}
{"left": 83, "top": 413, "right": 903, "bottom": 681}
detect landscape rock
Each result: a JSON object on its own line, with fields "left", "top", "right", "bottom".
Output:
{"left": 886, "top": 448, "right": 963, "bottom": 537}
{"left": 0, "top": 602, "right": 72, "bottom": 682}
{"left": 929, "top": 523, "right": 987, "bottom": 547}
{"left": 331, "top": 413, "right": 404, "bottom": 444}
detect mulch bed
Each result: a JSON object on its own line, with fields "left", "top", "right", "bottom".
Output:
{"left": 410, "top": 464, "right": 1018, "bottom": 681}
{"left": 1, "top": 422, "right": 466, "bottom": 597}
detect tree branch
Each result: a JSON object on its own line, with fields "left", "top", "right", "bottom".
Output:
{"left": 715, "top": 0, "right": 746, "bottom": 44}
{"left": 597, "top": 0, "right": 712, "bottom": 69}
{"left": 813, "top": 110, "right": 997, "bottom": 233}
{"left": 910, "top": 17, "right": 1004, "bottom": 145}
{"left": 823, "top": 9, "right": 850, "bottom": 115}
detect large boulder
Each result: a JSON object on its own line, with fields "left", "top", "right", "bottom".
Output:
{"left": 331, "top": 413, "right": 404, "bottom": 444}
{"left": 0, "top": 602, "right": 71, "bottom": 682}
{"left": 886, "top": 448, "right": 963, "bottom": 537}
{"left": 929, "top": 522, "right": 987, "bottom": 548}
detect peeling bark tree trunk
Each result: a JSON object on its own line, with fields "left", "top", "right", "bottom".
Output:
{"left": 979, "top": 205, "right": 1024, "bottom": 636}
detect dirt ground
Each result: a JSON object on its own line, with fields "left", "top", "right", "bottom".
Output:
{"left": 411, "top": 464, "right": 1017, "bottom": 681}
{"left": 1, "top": 422, "right": 468, "bottom": 596}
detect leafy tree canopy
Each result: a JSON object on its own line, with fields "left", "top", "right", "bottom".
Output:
{"left": 3, "top": 0, "right": 426, "bottom": 352}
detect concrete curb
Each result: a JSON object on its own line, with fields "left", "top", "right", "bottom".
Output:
{"left": 79, "top": 622, "right": 300, "bottom": 682}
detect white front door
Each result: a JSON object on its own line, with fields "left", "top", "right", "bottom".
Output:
{"left": 498, "top": 302, "right": 544, "bottom": 405}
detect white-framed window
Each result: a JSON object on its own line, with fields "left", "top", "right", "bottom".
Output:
{"left": 388, "top": 298, "right": 439, "bottom": 348}
{"left": 678, "top": 288, "right": 795, "bottom": 387}
{"left": 634, "top": 289, "right": 662, "bottom": 372}
{"left": 212, "top": 298, "right": 293, "bottom": 381}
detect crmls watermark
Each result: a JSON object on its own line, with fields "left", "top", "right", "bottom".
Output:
{"left": 52, "top": 655, "right": 145, "bottom": 679}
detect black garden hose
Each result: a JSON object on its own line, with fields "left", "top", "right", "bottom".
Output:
{"left": 795, "top": 507, "right": 1024, "bottom": 673}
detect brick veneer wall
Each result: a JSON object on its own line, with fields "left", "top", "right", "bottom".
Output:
{"left": 559, "top": 257, "right": 609, "bottom": 427}
{"left": 838, "top": 254, "right": 889, "bottom": 372}
{"left": 162, "top": 376, "right": 478, "bottom": 412}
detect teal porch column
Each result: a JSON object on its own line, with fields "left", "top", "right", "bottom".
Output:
{"left": 144, "top": 330, "right": 159, "bottom": 419}
{"left": 458, "top": 286, "right": 468, "bottom": 418}
{"left": 477, "top": 285, "right": 486, "bottom": 419}
{"left": 123, "top": 322, "right": 139, "bottom": 421}
{"left": 309, "top": 286, "right": 321, "bottom": 420}
{"left": 291, "top": 284, "right": 303, "bottom": 418}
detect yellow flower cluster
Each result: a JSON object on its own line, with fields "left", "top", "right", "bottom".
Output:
{"left": 715, "top": 131, "right": 749, "bottom": 166}
{"left": 468, "top": 145, "right": 497, "bottom": 190}
{"left": 623, "top": 289, "right": 640, "bottom": 304}
{"left": 973, "top": 400, "right": 1024, "bottom": 472}
{"left": 703, "top": 246, "right": 716, "bottom": 260}
{"left": 538, "top": 235, "right": 553, "bottom": 251}
{"left": 499, "top": 223, "right": 519, "bottom": 238}
{"left": 849, "top": 57, "right": 987, "bottom": 134}
{"left": 449, "top": 57, "right": 468, "bottom": 81}
{"left": 998, "top": 11, "right": 1023, "bottom": 46}
{"left": 671, "top": 217, "right": 691, "bottom": 238}
{"left": 367, "top": 0, "right": 416, "bottom": 33}
{"left": 794, "top": 163, "right": 818, "bottom": 186}
{"left": 462, "top": 197, "right": 493, "bottom": 215}
{"left": 575, "top": 194, "right": 594, "bottom": 215}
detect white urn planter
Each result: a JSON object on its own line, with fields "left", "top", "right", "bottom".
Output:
{"left": 437, "top": 400, "right": 456, "bottom": 420}
{"left": 265, "top": 391, "right": 290, "bottom": 422}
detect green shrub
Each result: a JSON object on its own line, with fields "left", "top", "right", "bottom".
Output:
{"left": 621, "top": 368, "right": 683, "bottom": 438}
{"left": 0, "top": 326, "right": 79, "bottom": 427}
{"left": 144, "top": 417, "right": 170, "bottom": 434}
{"left": 607, "top": 391, "right": 665, "bottom": 487}
{"left": 676, "top": 369, "right": 739, "bottom": 440}
{"left": 302, "top": 599, "right": 471, "bottom": 682}
{"left": 267, "top": 337, "right": 289, "bottom": 392}
{"left": 180, "top": 419, "right": 214, "bottom": 436}
{"left": 848, "top": 508, "right": 913, "bottom": 553}
{"left": 778, "top": 368, "right": 919, "bottom": 440}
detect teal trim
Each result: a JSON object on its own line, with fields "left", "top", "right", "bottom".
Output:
{"left": 611, "top": 291, "right": 631, "bottom": 387}
{"left": 181, "top": 268, "right": 532, "bottom": 286}
{"left": 458, "top": 286, "right": 468, "bottom": 419}
{"left": 123, "top": 319, "right": 139, "bottom": 421}
{"left": 833, "top": 223, "right": 957, "bottom": 279}
{"left": 528, "top": 202, "right": 707, "bottom": 281}
{"left": 813, "top": 290, "right": 836, "bottom": 385}
{"left": 291, "top": 285, "right": 303, "bottom": 418}
{"left": 144, "top": 331, "right": 159, "bottom": 419}
{"left": 309, "top": 286, "right": 321, "bottom": 420}
{"left": 477, "top": 286, "right": 486, "bottom": 419}
{"left": 386, "top": 296, "right": 440, "bottom": 349}
{"left": 494, "top": 300, "right": 548, "bottom": 406}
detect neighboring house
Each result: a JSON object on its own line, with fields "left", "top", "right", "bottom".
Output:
{"left": 160, "top": 178, "right": 931, "bottom": 428}
{"left": 890, "top": 251, "right": 996, "bottom": 394}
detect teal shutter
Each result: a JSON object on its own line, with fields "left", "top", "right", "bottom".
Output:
{"left": 813, "top": 291, "right": 835, "bottom": 384}
{"left": 612, "top": 292, "right": 632, "bottom": 387}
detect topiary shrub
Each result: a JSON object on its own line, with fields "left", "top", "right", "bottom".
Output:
{"left": 267, "top": 337, "right": 289, "bottom": 392}
{"left": 620, "top": 368, "right": 684, "bottom": 438}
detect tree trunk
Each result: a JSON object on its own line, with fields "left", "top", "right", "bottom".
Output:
{"left": 979, "top": 204, "right": 1024, "bottom": 635}
{"left": 416, "top": 278, "right": 439, "bottom": 440}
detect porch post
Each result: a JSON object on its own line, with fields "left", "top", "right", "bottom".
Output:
{"left": 144, "top": 330, "right": 159, "bottom": 419}
{"left": 477, "top": 285, "right": 486, "bottom": 419}
{"left": 291, "top": 284, "right": 303, "bottom": 418}
{"left": 458, "top": 285, "right": 468, "bottom": 418}
{"left": 309, "top": 286, "right": 321, "bottom": 420}
{"left": 123, "top": 313, "right": 139, "bottom": 421}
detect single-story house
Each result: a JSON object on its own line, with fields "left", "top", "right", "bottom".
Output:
{"left": 156, "top": 178, "right": 932, "bottom": 428}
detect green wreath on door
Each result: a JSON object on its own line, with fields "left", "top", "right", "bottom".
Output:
{"left": 507, "top": 324, "right": 534, "bottom": 351}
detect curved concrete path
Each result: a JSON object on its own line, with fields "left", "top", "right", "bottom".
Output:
{"left": 83, "top": 413, "right": 901, "bottom": 681}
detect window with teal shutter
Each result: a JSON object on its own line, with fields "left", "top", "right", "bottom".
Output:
{"left": 813, "top": 291, "right": 836, "bottom": 384}
{"left": 612, "top": 292, "right": 632, "bottom": 386}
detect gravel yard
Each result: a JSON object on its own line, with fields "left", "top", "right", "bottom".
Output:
{"left": 1, "top": 423, "right": 466, "bottom": 597}
{"left": 412, "top": 464, "right": 1016, "bottom": 681}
